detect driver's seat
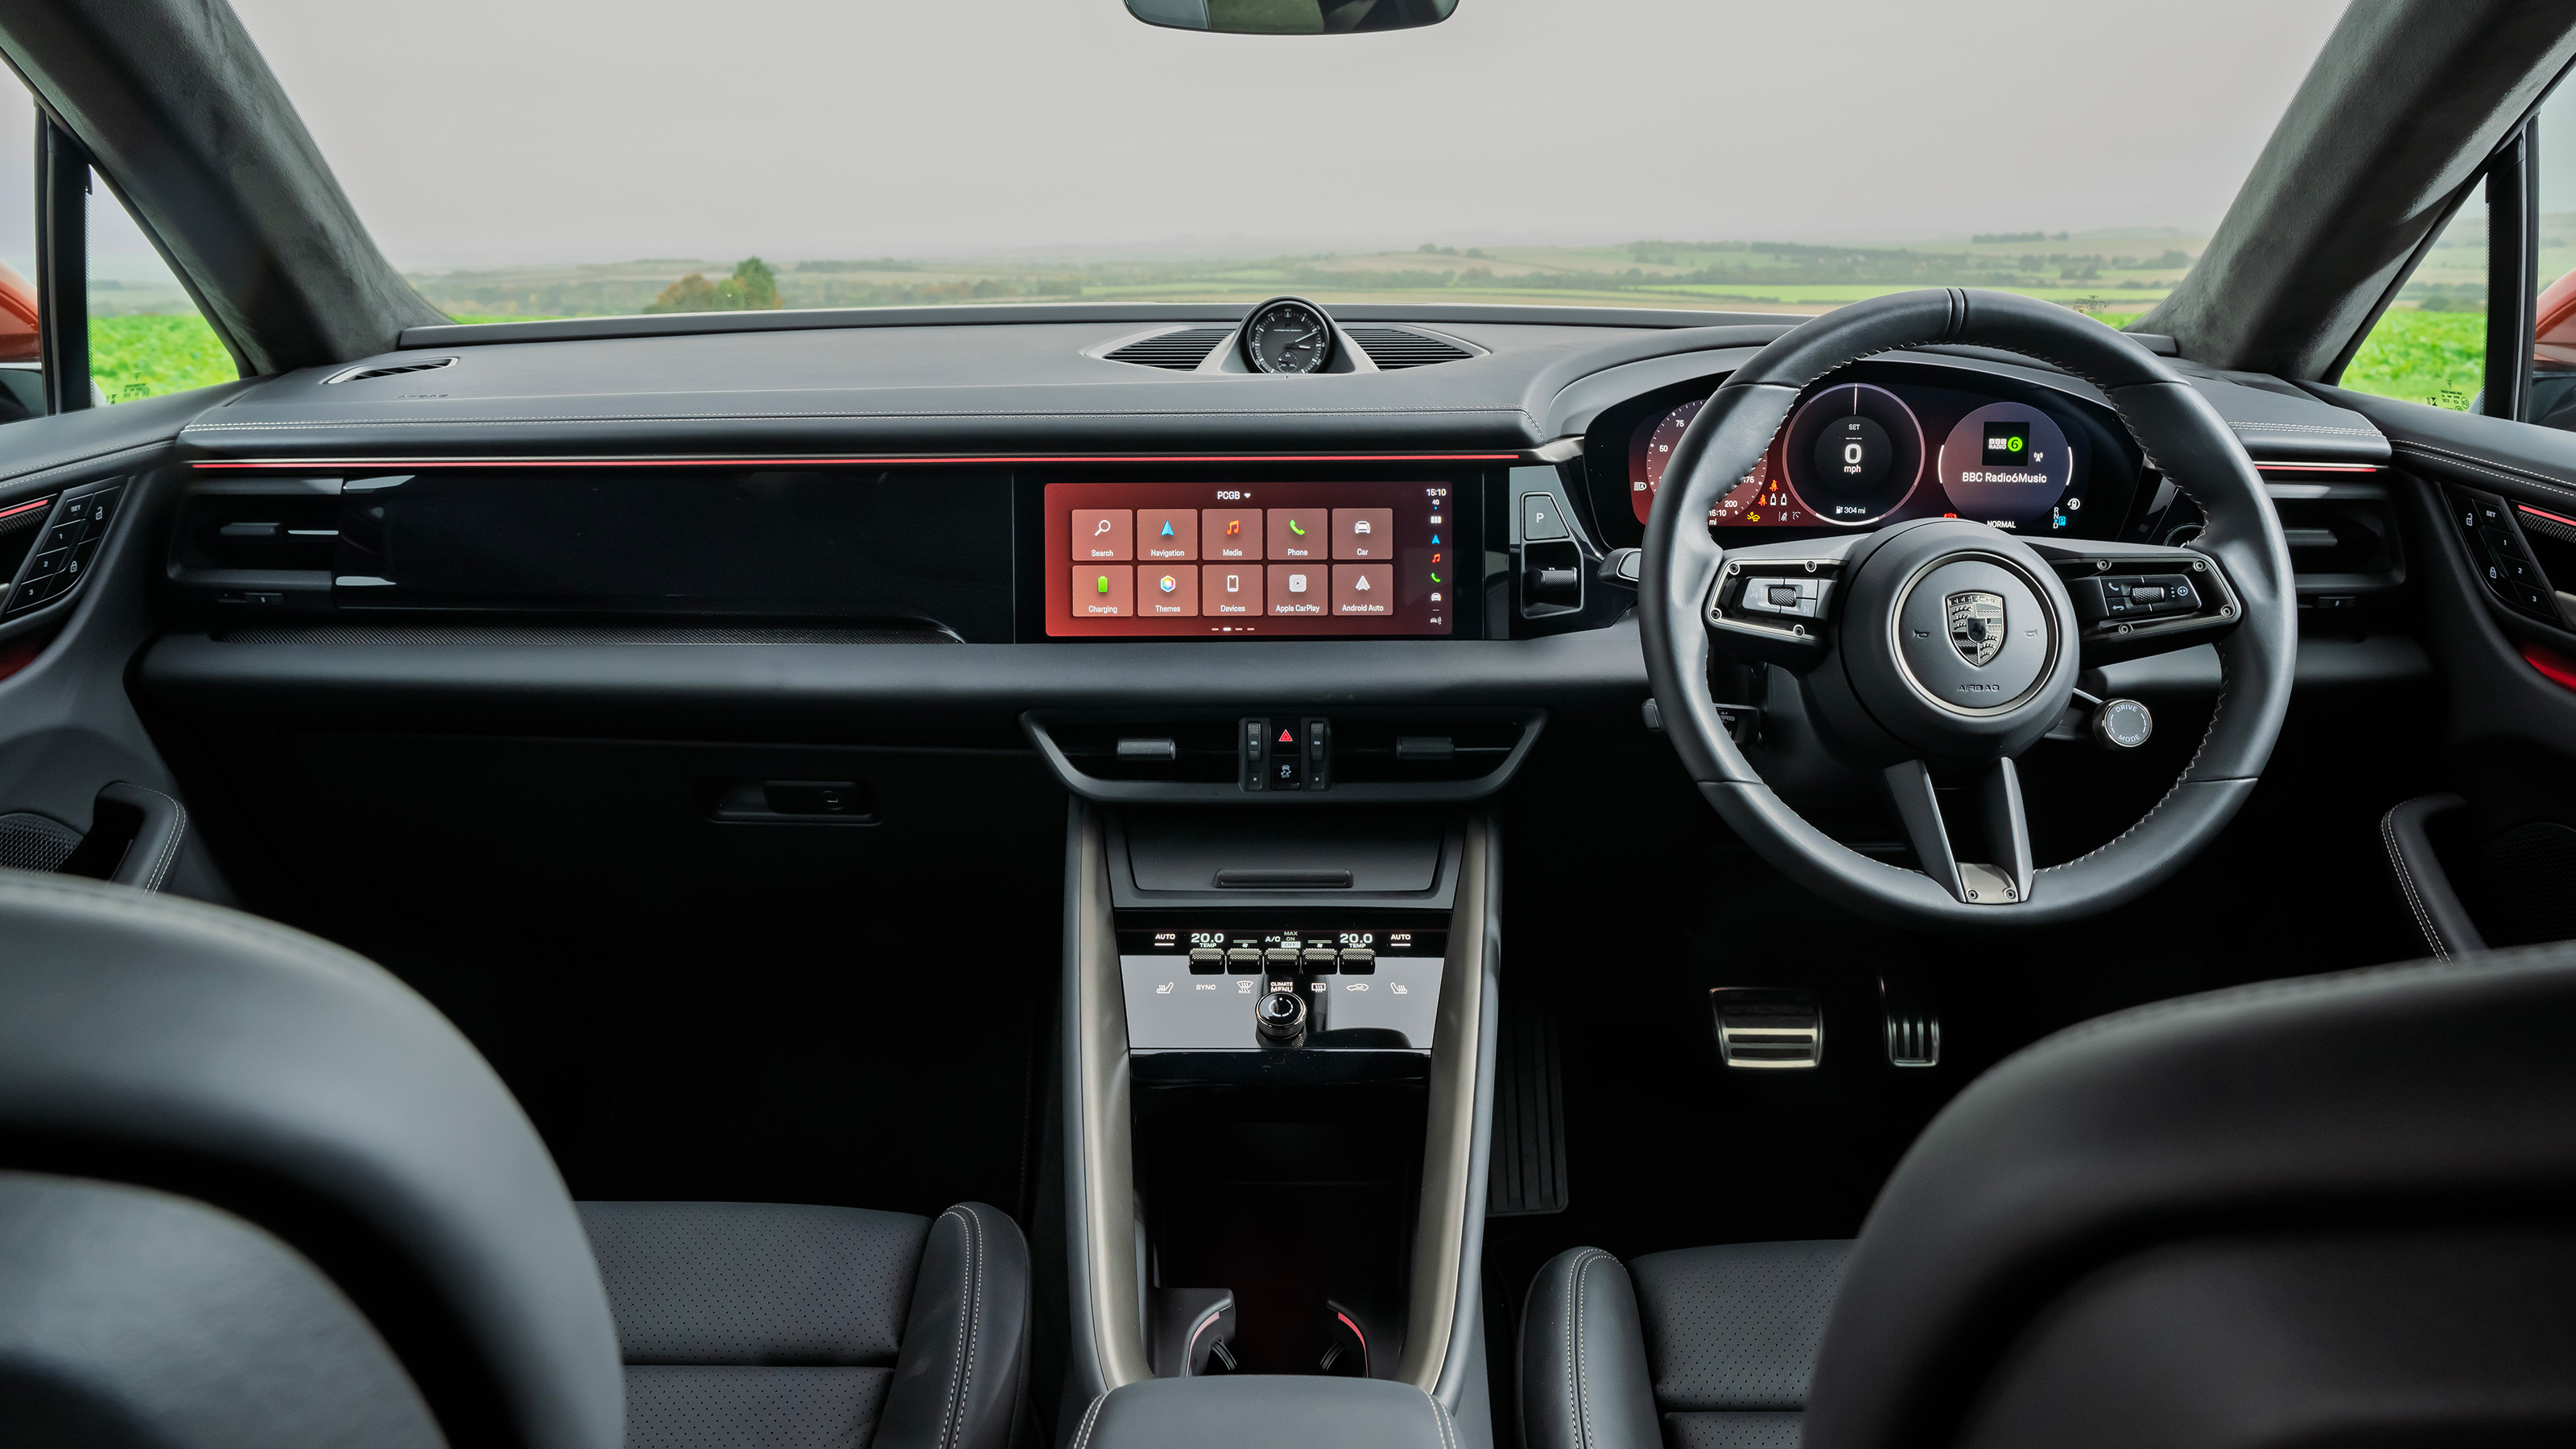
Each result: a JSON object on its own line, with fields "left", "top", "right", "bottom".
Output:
{"left": 1521, "top": 943, "right": 2576, "bottom": 1449}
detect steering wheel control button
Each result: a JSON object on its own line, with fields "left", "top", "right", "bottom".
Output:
{"left": 1709, "top": 988, "right": 1823, "bottom": 1070}
{"left": 2093, "top": 698, "right": 2154, "bottom": 750}
{"left": 1254, "top": 989, "right": 1308, "bottom": 1042}
{"left": 1728, "top": 569, "right": 1836, "bottom": 625}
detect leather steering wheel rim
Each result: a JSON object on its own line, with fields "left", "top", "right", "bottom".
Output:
{"left": 1638, "top": 288, "right": 2297, "bottom": 931}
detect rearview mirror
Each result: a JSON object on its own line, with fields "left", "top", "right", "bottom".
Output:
{"left": 1124, "top": 0, "right": 1457, "bottom": 35}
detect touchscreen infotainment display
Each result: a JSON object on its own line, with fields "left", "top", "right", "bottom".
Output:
{"left": 1043, "top": 481, "right": 1457, "bottom": 638}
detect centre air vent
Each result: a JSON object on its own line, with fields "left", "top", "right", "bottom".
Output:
{"left": 1102, "top": 328, "right": 1233, "bottom": 370}
{"left": 325, "top": 356, "right": 458, "bottom": 385}
{"left": 1345, "top": 327, "right": 1476, "bottom": 369}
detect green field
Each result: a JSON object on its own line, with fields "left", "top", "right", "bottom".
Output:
{"left": 2339, "top": 308, "right": 2485, "bottom": 410}
{"left": 90, "top": 313, "right": 236, "bottom": 402}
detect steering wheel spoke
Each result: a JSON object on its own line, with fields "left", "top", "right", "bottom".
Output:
{"left": 1882, "top": 758, "right": 2034, "bottom": 906}
{"left": 2027, "top": 537, "right": 2244, "bottom": 666}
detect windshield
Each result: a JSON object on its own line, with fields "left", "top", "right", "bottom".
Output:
{"left": 225, "top": 0, "right": 2345, "bottom": 329}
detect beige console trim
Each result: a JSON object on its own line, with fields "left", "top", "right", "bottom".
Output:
{"left": 1071, "top": 804, "right": 1154, "bottom": 1390}
{"left": 1398, "top": 812, "right": 1495, "bottom": 1393}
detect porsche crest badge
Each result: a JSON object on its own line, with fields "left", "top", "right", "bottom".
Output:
{"left": 1946, "top": 591, "right": 2006, "bottom": 667}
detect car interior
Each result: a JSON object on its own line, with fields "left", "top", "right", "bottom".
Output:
{"left": 2, "top": 2, "right": 2575, "bottom": 1448}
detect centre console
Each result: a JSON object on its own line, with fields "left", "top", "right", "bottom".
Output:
{"left": 1061, "top": 799, "right": 1497, "bottom": 1441}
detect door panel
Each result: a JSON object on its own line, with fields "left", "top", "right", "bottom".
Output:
{"left": 2310, "top": 385, "right": 2576, "bottom": 950}
{"left": 0, "top": 390, "right": 256, "bottom": 899}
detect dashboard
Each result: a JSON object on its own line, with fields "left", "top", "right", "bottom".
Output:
{"left": 140, "top": 303, "right": 2394, "bottom": 660}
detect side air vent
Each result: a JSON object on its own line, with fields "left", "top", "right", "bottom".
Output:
{"left": 1103, "top": 328, "right": 1234, "bottom": 370}
{"left": 1346, "top": 326, "right": 1476, "bottom": 369}
{"left": 325, "top": 357, "right": 457, "bottom": 385}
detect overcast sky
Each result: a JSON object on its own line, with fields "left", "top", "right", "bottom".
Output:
{"left": 145, "top": 2, "right": 2367, "bottom": 266}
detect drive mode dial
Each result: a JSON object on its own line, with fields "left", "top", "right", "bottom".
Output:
{"left": 1255, "top": 988, "right": 1308, "bottom": 1041}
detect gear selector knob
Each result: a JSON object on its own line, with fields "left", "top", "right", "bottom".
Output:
{"left": 1255, "top": 989, "right": 1308, "bottom": 1042}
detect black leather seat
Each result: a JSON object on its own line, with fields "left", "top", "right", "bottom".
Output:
{"left": 1523, "top": 1241, "right": 1847, "bottom": 1449}
{"left": 1522, "top": 943, "right": 2576, "bottom": 1449}
{"left": 0, "top": 868, "right": 1028, "bottom": 1449}
{"left": 582, "top": 1199, "right": 1027, "bottom": 1449}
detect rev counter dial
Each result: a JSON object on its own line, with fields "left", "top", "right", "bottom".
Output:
{"left": 1241, "top": 297, "right": 1335, "bottom": 374}
{"left": 1780, "top": 382, "right": 1926, "bottom": 526}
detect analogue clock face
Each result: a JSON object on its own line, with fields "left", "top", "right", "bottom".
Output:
{"left": 1244, "top": 300, "right": 1333, "bottom": 374}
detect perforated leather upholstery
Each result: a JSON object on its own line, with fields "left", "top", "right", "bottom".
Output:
{"left": 1521, "top": 1241, "right": 1848, "bottom": 1449}
{"left": 581, "top": 1200, "right": 1030, "bottom": 1449}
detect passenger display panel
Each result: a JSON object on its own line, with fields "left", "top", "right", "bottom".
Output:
{"left": 1043, "top": 481, "right": 1456, "bottom": 638}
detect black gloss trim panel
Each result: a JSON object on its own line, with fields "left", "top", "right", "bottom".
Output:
{"left": 136, "top": 625, "right": 1655, "bottom": 750}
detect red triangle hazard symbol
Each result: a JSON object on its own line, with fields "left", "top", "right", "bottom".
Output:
{"left": 1278, "top": 729, "right": 1294, "bottom": 743}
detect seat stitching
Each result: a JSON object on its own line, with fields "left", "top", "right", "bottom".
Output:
{"left": 1423, "top": 1385, "right": 1458, "bottom": 1449}
{"left": 2381, "top": 802, "right": 2447, "bottom": 960}
{"left": 1561, "top": 1251, "right": 1583, "bottom": 1449}
{"left": 1571, "top": 1249, "right": 1612, "bottom": 1449}
{"left": 1069, "top": 1393, "right": 1106, "bottom": 1449}
{"left": 935, "top": 1205, "right": 978, "bottom": 1449}
{"left": 139, "top": 794, "right": 188, "bottom": 894}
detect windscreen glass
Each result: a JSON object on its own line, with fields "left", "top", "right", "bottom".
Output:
{"left": 230, "top": 0, "right": 2347, "bottom": 331}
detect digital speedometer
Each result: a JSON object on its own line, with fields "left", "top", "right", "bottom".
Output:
{"left": 1778, "top": 382, "right": 1926, "bottom": 526}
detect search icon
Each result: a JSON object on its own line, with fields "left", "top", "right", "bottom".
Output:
{"left": 1093, "top": 518, "right": 1113, "bottom": 536}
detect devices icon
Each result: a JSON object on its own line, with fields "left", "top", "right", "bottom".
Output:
{"left": 1224, "top": 573, "right": 1242, "bottom": 593}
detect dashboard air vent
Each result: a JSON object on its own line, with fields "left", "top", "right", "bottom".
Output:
{"left": 1347, "top": 327, "right": 1475, "bottom": 369}
{"left": 326, "top": 357, "right": 457, "bottom": 385}
{"left": 1103, "top": 328, "right": 1233, "bottom": 370}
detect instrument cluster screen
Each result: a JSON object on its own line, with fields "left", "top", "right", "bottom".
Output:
{"left": 1629, "top": 379, "right": 2091, "bottom": 535}
{"left": 1044, "top": 481, "right": 1458, "bottom": 638}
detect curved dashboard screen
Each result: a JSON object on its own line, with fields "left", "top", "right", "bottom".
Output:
{"left": 1629, "top": 377, "right": 2091, "bottom": 535}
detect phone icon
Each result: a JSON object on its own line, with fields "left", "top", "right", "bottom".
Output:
{"left": 1289, "top": 520, "right": 1307, "bottom": 536}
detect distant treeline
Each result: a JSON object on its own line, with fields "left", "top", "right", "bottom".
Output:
{"left": 1613, "top": 240, "right": 2193, "bottom": 283}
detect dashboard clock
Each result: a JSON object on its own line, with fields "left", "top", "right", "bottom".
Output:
{"left": 1241, "top": 297, "right": 1336, "bottom": 374}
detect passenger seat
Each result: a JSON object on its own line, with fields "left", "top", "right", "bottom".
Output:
{"left": 580, "top": 1199, "right": 1027, "bottom": 1449}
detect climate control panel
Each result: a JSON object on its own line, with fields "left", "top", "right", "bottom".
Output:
{"left": 1117, "top": 920, "right": 1446, "bottom": 1051}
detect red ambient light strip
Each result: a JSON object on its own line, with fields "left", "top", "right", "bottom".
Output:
{"left": 2251, "top": 461, "right": 2382, "bottom": 473}
{"left": 191, "top": 452, "right": 1522, "bottom": 470}
{"left": 2520, "top": 502, "right": 2576, "bottom": 530}
{"left": 2525, "top": 639, "right": 2576, "bottom": 693}
{"left": 0, "top": 495, "right": 52, "bottom": 521}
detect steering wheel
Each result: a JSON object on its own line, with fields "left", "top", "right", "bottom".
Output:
{"left": 1639, "top": 289, "right": 2295, "bottom": 930}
